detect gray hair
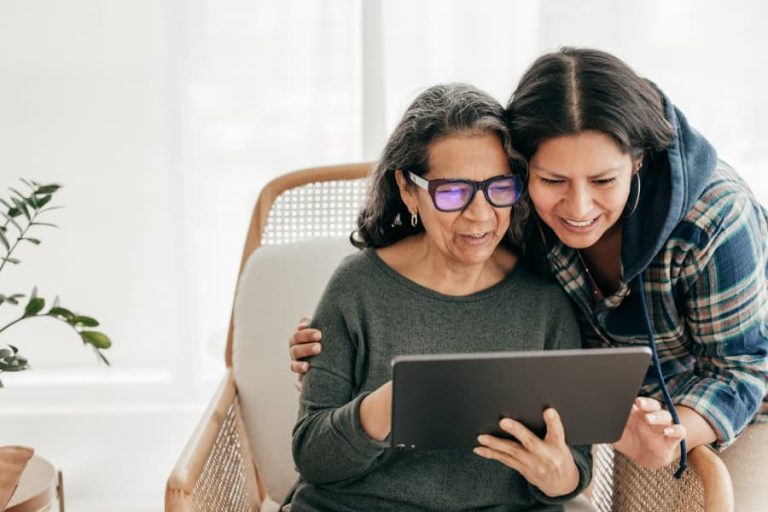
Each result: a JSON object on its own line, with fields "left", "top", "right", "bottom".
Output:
{"left": 351, "top": 83, "right": 529, "bottom": 251}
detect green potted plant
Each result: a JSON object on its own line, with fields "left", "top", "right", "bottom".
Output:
{"left": 0, "top": 179, "right": 112, "bottom": 387}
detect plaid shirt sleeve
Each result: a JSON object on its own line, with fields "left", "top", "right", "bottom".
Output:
{"left": 670, "top": 184, "right": 768, "bottom": 449}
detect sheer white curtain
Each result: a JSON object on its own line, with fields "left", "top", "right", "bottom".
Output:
{"left": 1, "top": 1, "right": 766, "bottom": 510}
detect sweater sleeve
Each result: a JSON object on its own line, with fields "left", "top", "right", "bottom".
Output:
{"left": 672, "top": 192, "right": 768, "bottom": 449}
{"left": 291, "top": 270, "right": 389, "bottom": 485}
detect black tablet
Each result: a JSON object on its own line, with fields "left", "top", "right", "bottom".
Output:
{"left": 390, "top": 347, "right": 651, "bottom": 450}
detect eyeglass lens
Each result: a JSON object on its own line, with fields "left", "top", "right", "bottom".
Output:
{"left": 433, "top": 178, "right": 518, "bottom": 211}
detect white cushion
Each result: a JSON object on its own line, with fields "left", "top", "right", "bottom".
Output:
{"left": 719, "top": 423, "right": 768, "bottom": 511}
{"left": 233, "top": 237, "right": 357, "bottom": 503}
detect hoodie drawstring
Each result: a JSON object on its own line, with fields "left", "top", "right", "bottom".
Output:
{"left": 636, "top": 273, "right": 688, "bottom": 478}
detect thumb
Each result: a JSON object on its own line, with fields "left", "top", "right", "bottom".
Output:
{"left": 543, "top": 408, "right": 566, "bottom": 445}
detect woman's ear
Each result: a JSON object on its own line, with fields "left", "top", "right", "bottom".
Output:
{"left": 633, "top": 157, "right": 644, "bottom": 174}
{"left": 395, "top": 170, "right": 417, "bottom": 214}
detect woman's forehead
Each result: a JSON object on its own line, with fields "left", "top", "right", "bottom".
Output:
{"left": 530, "top": 131, "right": 632, "bottom": 175}
{"left": 425, "top": 134, "right": 510, "bottom": 178}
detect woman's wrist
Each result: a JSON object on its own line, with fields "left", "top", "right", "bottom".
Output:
{"left": 359, "top": 381, "right": 393, "bottom": 441}
{"left": 676, "top": 405, "right": 718, "bottom": 450}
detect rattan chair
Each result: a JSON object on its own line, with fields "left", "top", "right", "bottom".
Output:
{"left": 165, "top": 162, "right": 754, "bottom": 512}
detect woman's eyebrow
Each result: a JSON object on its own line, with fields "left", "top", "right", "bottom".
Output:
{"left": 530, "top": 163, "right": 624, "bottom": 178}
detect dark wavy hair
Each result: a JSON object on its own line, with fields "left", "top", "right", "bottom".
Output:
{"left": 506, "top": 47, "right": 674, "bottom": 165}
{"left": 352, "top": 83, "right": 528, "bottom": 250}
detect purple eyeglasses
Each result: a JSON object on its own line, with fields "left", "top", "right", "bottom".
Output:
{"left": 408, "top": 171, "right": 523, "bottom": 212}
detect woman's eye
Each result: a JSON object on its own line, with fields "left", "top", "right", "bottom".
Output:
{"left": 593, "top": 178, "right": 616, "bottom": 186}
{"left": 540, "top": 178, "right": 564, "bottom": 186}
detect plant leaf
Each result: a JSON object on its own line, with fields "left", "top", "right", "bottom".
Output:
{"left": 0, "top": 211, "right": 23, "bottom": 233}
{"left": 10, "top": 197, "right": 29, "bottom": 220}
{"left": 9, "top": 187, "right": 27, "bottom": 202}
{"left": 36, "top": 184, "right": 62, "bottom": 194}
{"left": 74, "top": 316, "right": 99, "bottom": 327}
{"left": 29, "top": 222, "right": 59, "bottom": 229}
{"left": 0, "top": 229, "right": 8, "bottom": 250}
{"left": 24, "top": 297, "right": 45, "bottom": 317}
{"left": 48, "top": 306, "right": 75, "bottom": 321}
{"left": 21, "top": 237, "right": 41, "bottom": 245}
{"left": 2, "top": 257, "right": 20, "bottom": 264}
{"left": 81, "top": 331, "right": 112, "bottom": 349}
{"left": 36, "top": 195, "right": 52, "bottom": 208}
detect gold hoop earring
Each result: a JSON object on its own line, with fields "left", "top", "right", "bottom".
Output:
{"left": 410, "top": 211, "right": 419, "bottom": 228}
{"left": 624, "top": 173, "right": 641, "bottom": 217}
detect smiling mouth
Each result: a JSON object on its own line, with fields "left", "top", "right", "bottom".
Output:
{"left": 561, "top": 217, "right": 598, "bottom": 228}
{"left": 459, "top": 232, "right": 492, "bottom": 243}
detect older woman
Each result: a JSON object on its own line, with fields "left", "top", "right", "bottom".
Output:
{"left": 285, "top": 84, "right": 592, "bottom": 511}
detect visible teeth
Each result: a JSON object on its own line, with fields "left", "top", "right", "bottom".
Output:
{"left": 564, "top": 218, "right": 595, "bottom": 227}
{"left": 465, "top": 233, "right": 486, "bottom": 239}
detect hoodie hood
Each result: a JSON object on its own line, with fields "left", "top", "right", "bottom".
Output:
{"left": 621, "top": 90, "right": 718, "bottom": 282}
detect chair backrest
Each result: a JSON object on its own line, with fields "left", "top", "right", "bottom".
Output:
{"left": 230, "top": 163, "right": 370, "bottom": 504}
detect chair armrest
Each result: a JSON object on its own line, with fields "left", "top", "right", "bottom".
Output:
{"left": 688, "top": 445, "right": 734, "bottom": 512}
{"left": 165, "top": 369, "right": 261, "bottom": 512}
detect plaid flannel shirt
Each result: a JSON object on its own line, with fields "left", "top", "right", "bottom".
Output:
{"left": 541, "top": 162, "right": 768, "bottom": 450}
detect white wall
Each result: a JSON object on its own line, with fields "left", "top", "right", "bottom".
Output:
{"left": 1, "top": 1, "right": 767, "bottom": 510}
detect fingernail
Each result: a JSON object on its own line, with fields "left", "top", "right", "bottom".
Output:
{"left": 664, "top": 427, "right": 675, "bottom": 436}
{"left": 473, "top": 447, "right": 482, "bottom": 456}
{"left": 302, "top": 363, "right": 309, "bottom": 371}
{"left": 546, "top": 409, "right": 556, "bottom": 420}
{"left": 501, "top": 419, "right": 514, "bottom": 428}
{"left": 313, "top": 344, "right": 321, "bottom": 354}
{"left": 647, "top": 413, "right": 656, "bottom": 422}
{"left": 477, "top": 435, "right": 488, "bottom": 444}
{"left": 313, "top": 332, "right": 322, "bottom": 340}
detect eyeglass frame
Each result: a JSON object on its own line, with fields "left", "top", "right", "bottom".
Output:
{"left": 406, "top": 171, "right": 523, "bottom": 212}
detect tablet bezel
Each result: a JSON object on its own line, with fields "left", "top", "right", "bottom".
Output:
{"left": 390, "top": 347, "right": 652, "bottom": 450}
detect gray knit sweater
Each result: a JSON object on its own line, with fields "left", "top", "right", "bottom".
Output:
{"left": 287, "top": 248, "right": 592, "bottom": 512}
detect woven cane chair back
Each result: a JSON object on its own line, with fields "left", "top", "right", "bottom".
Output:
{"left": 589, "top": 443, "right": 733, "bottom": 512}
{"left": 225, "top": 163, "right": 370, "bottom": 367}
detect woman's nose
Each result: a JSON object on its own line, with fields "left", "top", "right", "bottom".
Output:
{"left": 462, "top": 189, "right": 495, "bottom": 220}
{"left": 565, "top": 184, "right": 593, "bottom": 218}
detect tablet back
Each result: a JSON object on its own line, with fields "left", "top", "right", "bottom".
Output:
{"left": 391, "top": 347, "right": 651, "bottom": 450}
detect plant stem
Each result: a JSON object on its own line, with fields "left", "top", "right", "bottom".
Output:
{"left": 0, "top": 208, "right": 39, "bottom": 274}
{"left": 0, "top": 315, "right": 26, "bottom": 336}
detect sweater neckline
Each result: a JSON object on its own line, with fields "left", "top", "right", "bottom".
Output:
{"left": 362, "top": 248, "right": 521, "bottom": 303}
